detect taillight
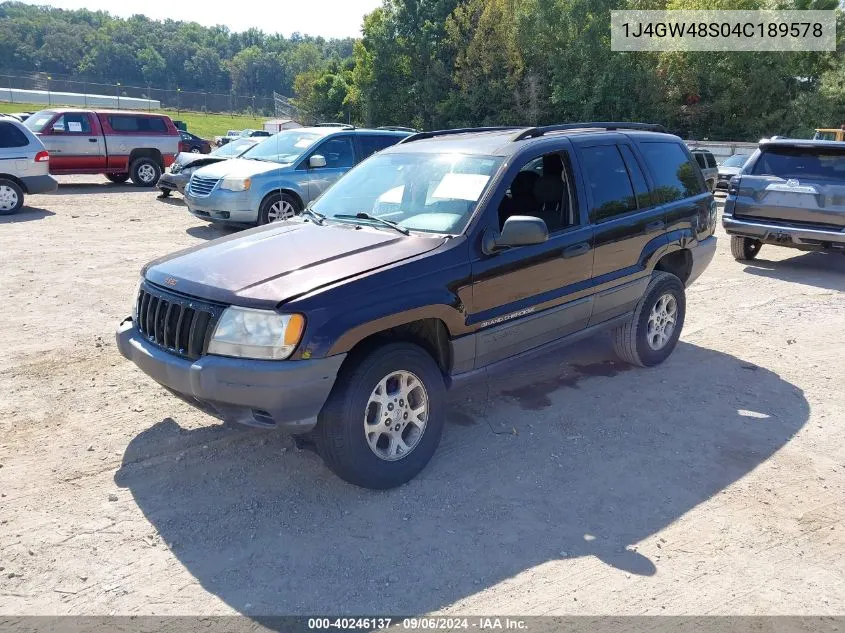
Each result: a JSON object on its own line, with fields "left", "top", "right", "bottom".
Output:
{"left": 34, "top": 150, "right": 49, "bottom": 162}
{"left": 728, "top": 175, "right": 740, "bottom": 195}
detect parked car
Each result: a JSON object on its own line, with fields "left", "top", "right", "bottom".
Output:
{"left": 157, "top": 138, "right": 261, "bottom": 197}
{"left": 184, "top": 126, "right": 410, "bottom": 225}
{"left": 24, "top": 109, "right": 180, "bottom": 187}
{"left": 116, "top": 122, "right": 717, "bottom": 489}
{"left": 215, "top": 130, "right": 242, "bottom": 147}
{"left": 715, "top": 153, "right": 751, "bottom": 191}
{"left": 5, "top": 112, "right": 35, "bottom": 122}
{"left": 0, "top": 115, "right": 58, "bottom": 215}
{"left": 178, "top": 131, "right": 212, "bottom": 154}
{"left": 690, "top": 148, "right": 718, "bottom": 191}
{"left": 244, "top": 129, "right": 271, "bottom": 138}
{"left": 723, "top": 138, "right": 845, "bottom": 260}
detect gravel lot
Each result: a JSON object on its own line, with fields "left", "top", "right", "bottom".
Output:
{"left": 1, "top": 175, "right": 843, "bottom": 616}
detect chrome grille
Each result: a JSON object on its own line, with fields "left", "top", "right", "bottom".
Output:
{"left": 135, "top": 283, "right": 224, "bottom": 360}
{"left": 188, "top": 176, "right": 219, "bottom": 197}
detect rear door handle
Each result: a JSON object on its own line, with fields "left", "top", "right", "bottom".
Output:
{"left": 646, "top": 220, "right": 665, "bottom": 232}
{"left": 88, "top": 138, "right": 98, "bottom": 143}
{"left": 563, "top": 242, "right": 590, "bottom": 258}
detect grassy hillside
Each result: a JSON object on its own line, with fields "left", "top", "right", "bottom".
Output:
{"left": 0, "top": 102, "right": 266, "bottom": 140}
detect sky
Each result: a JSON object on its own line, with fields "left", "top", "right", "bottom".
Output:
{"left": 19, "top": 0, "right": 383, "bottom": 39}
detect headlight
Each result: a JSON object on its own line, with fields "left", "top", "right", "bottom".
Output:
{"left": 208, "top": 307, "right": 305, "bottom": 360}
{"left": 220, "top": 177, "right": 251, "bottom": 192}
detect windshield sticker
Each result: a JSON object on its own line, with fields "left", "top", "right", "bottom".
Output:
{"left": 294, "top": 138, "right": 313, "bottom": 148}
{"left": 432, "top": 173, "right": 490, "bottom": 201}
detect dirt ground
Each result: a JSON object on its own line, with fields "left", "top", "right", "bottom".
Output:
{"left": 1, "top": 175, "right": 843, "bottom": 616}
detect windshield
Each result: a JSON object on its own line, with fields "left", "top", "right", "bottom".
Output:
{"left": 24, "top": 110, "right": 57, "bottom": 133}
{"left": 312, "top": 152, "right": 503, "bottom": 235}
{"left": 722, "top": 154, "right": 750, "bottom": 168}
{"left": 240, "top": 130, "right": 321, "bottom": 164}
{"left": 212, "top": 138, "right": 256, "bottom": 157}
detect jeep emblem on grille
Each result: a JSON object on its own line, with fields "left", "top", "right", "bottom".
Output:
{"left": 164, "top": 277, "right": 178, "bottom": 286}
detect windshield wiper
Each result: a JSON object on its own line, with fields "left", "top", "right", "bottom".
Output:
{"left": 302, "top": 206, "right": 326, "bottom": 225}
{"left": 334, "top": 212, "right": 410, "bottom": 235}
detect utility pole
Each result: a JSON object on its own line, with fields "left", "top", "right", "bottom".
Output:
{"left": 116, "top": 82, "right": 121, "bottom": 109}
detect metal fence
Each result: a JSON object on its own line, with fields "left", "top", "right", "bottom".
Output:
{"left": 0, "top": 72, "right": 285, "bottom": 116}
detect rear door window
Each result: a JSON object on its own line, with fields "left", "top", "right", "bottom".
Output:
{"left": 752, "top": 147, "right": 845, "bottom": 181}
{"left": 705, "top": 152, "right": 717, "bottom": 168}
{"left": 694, "top": 153, "right": 707, "bottom": 169}
{"left": 639, "top": 142, "right": 705, "bottom": 202}
{"left": 358, "top": 134, "right": 403, "bottom": 161}
{"left": 0, "top": 121, "right": 29, "bottom": 148}
{"left": 580, "top": 145, "right": 638, "bottom": 223}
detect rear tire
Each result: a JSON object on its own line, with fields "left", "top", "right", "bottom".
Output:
{"left": 0, "top": 178, "right": 24, "bottom": 215}
{"left": 258, "top": 192, "right": 301, "bottom": 225}
{"left": 106, "top": 173, "right": 130, "bottom": 184}
{"left": 314, "top": 342, "right": 446, "bottom": 489}
{"left": 130, "top": 158, "right": 161, "bottom": 187}
{"left": 613, "top": 271, "right": 686, "bottom": 368}
{"left": 730, "top": 235, "right": 762, "bottom": 261}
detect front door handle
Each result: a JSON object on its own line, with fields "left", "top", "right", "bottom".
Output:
{"left": 646, "top": 220, "right": 665, "bottom": 232}
{"left": 563, "top": 242, "right": 590, "bottom": 258}
{"left": 88, "top": 138, "right": 98, "bottom": 143}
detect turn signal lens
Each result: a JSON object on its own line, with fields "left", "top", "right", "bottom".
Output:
{"left": 284, "top": 314, "right": 305, "bottom": 347}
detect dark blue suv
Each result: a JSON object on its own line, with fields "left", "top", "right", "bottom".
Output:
{"left": 117, "top": 122, "right": 717, "bottom": 489}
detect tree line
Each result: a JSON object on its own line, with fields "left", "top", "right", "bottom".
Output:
{"left": 1, "top": 0, "right": 843, "bottom": 140}
{"left": 0, "top": 2, "right": 352, "bottom": 96}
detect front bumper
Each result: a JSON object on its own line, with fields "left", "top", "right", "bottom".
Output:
{"left": 158, "top": 173, "right": 189, "bottom": 194}
{"left": 686, "top": 235, "right": 718, "bottom": 287}
{"left": 116, "top": 318, "right": 345, "bottom": 432}
{"left": 184, "top": 189, "right": 259, "bottom": 224}
{"left": 723, "top": 215, "right": 845, "bottom": 249}
{"left": 21, "top": 174, "right": 58, "bottom": 195}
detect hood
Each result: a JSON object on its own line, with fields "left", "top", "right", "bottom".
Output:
{"left": 718, "top": 165, "right": 743, "bottom": 177}
{"left": 192, "top": 157, "right": 288, "bottom": 180}
{"left": 173, "top": 152, "right": 226, "bottom": 170}
{"left": 143, "top": 220, "right": 446, "bottom": 308}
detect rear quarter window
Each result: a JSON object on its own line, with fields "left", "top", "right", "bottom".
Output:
{"left": 0, "top": 121, "right": 29, "bottom": 148}
{"left": 640, "top": 142, "right": 705, "bottom": 203}
{"left": 752, "top": 147, "right": 845, "bottom": 181}
{"left": 107, "top": 115, "right": 168, "bottom": 133}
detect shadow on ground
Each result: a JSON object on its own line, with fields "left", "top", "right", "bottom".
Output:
{"left": 51, "top": 182, "right": 154, "bottom": 195}
{"left": 0, "top": 206, "right": 54, "bottom": 223}
{"left": 743, "top": 250, "right": 845, "bottom": 292}
{"left": 115, "top": 337, "right": 808, "bottom": 616}
{"left": 186, "top": 222, "right": 243, "bottom": 240}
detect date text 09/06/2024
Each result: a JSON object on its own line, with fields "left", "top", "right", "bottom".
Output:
{"left": 307, "top": 617, "right": 529, "bottom": 630}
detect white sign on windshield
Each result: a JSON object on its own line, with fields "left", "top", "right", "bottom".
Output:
{"left": 432, "top": 173, "right": 490, "bottom": 201}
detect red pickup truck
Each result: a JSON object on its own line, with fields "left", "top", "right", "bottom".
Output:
{"left": 24, "top": 109, "right": 180, "bottom": 187}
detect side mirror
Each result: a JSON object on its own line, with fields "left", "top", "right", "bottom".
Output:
{"left": 309, "top": 154, "right": 327, "bottom": 169}
{"left": 51, "top": 124, "right": 64, "bottom": 134}
{"left": 497, "top": 216, "right": 549, "bottom": 247}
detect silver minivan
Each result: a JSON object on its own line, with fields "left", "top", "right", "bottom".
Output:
{"left": 0, "top": 115, "right": 57, "bottom": 215}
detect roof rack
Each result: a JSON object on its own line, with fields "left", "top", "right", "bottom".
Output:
{"left": 398, "top": 126, "right": 522, "bottom": 145}
{"left": 377, "top": 126, "right": 419, "bottom": 133}
{"left": 512, "top": 122, "right": 667, "bottom": 142}
{"left": 314, "top": 123, "right": 355, "bottom": 129}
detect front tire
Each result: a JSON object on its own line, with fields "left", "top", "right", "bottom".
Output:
{"left": 314, "top": 342, "right": 446, "bottom": 489}
{"left": 106, "top": 173, "right": 130, "bottom": 184}
{"left": 0, "top": 178, "right": 24, "bottom": 215}
{"left": 258, "top": 192, "right": 301, "bottom": 225}
{"left": 130, "top": 158, "right": 161, "bottom": 187}
{"left": 730, "top": 235, "right": 762, "bottom": 261}
{"left": 613, "top": 271, "right": 686, "bottom": 368}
